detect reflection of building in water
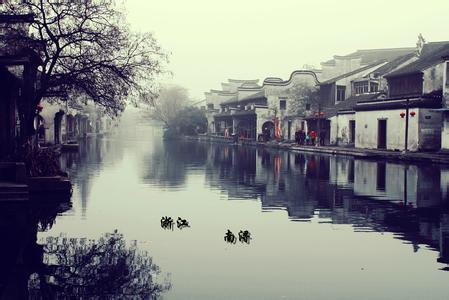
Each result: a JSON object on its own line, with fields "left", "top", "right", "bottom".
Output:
{"left": 59, "top": 137, "right": 122, "bottom": 217}
{"left": 440, "top": 168, "right": 449, "bottom": 202}
{"left": 0, "top": 201, "right": 70, "bottom": 299}
{"left": 205, "top": 145, "right": 265, "bottom": 199}
{"left": 438, "top": 214, "right": 449, "bottom": 265}
{"left": 353, "top": 160, "right": 444, "bottom": 208}
{"left": 198, "top": 142, "right": 449, "bottom": 269}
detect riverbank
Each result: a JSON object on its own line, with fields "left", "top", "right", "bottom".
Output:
{"left": 185, "top": 134, "right": 449, "bottom": 165}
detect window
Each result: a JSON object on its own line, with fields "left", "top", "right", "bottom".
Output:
{"left": 207, "top": 103, "right": 214, "bottom": 110}
{"left": 279, "top": 99, "right": 287, "bottom": 110}
{"left": 305, "top": 103, "right": 311, "bottom": 111}
{"left": 336, "top": 85, "right": 346, "bottom": 101}
{"left": 354, "top": 81, "right": 369, "bottom": 95}
{"left": 370, "top": 82, "right": 379, "bottom": 93}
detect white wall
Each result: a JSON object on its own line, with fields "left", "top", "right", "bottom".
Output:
{"left": 205, "top": 91, "right": 235, "bottom": 110}
{"left": 355, "top": 108, "right": 441, "bottom": 151}
{"left": 321, "top": 57, "right": 364, "bottom": 81}
{"left": 423, "top": 62, "right": 444, "bottom": 94}
{"left": 440, "top": 61, "right": 449, "bottom": 150}
{"left": 442, "top": 114, "right": 449, "bottom": 150}
{"left": 39, "top": 100, "right": 67, "bottom": 144}
{"left": 355, "top": 108, "right": 420, "bottom": 151}
{"left": 255, "top": 106, "right": 271, "bottom": 138}
{"left": 264, "top": 72, "right": 318, "bottom": 139}
{"left": 418, "top": 108, "right": 442, "bottom": 150}
{"left": 330, "top": 113, "right": 355, "bottom": 145}
{"left": 330, "top": 116, "right": 338, "bottom": 145}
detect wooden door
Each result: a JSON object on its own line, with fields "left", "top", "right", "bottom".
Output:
{"left": 378, "top": 119, "right": 387, "bottom": 149}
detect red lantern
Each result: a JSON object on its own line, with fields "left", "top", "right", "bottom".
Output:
{"left": 36, "top": 103, "right": 43, "bottom": 112}
{"left": 410, "top": 111, "right": 416, "bottom": 117}
{"left": 400, "top": 112, "right": 405, "bottom": 118}
{"left": 319, "top": 112, "right": 325, "bottom": 117}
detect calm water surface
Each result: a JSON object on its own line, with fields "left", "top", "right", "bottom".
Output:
{"left": 2, "top": 116, "right": 449, "bottom": 299}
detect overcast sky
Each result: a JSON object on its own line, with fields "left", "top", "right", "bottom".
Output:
{"left": 125, "top": 0, "right": 449, "bottom": 100}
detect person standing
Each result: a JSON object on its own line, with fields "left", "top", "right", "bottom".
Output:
{"left": 320, "top": 130, "right": 326, "bottom": 146}
{"left": 294, "top": 129, "right": 300, "bottom": 144}
{"left": 310, "top": 130, "right": 316, "bottom": 146}
{"left": 305, "top": 132, "right": 311, "bottom": 145}
{"left": 300, "top": 130, "right": 306, "bottom": 145}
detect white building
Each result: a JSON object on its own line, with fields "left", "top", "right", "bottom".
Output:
{"left": 354, "top": 41, "right": 449, "bottom": 151}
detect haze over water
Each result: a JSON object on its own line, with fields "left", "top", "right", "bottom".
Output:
{"left": 38, "top": 110, "right": 449, "bottom": 300}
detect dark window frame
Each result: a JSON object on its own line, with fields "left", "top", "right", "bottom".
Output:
{"left": 336, "top": 85, "right": 346, "bottom": 101}
{"left": 279, "top": 99, "right": 287, "bottom": 110}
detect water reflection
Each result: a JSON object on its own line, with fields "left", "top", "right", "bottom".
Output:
{"left": 141, "top": 141, "right": 208, "bottom": 188}
{"left": 29, "top": 230, "right": 171, "bottom": 299}
{"left": 0, "top": 201, "right": 71, "bottom": 299}
{"left": 8, "top": 126, "right": 447, "bottom": 299}
{"left": 59, "top": 137, "right": 124, "bottom": 217}
{"left": 0, "top": 199, "right": 171, "bottom": 299}
{"left": 140, "top": 140, "right": 449, "bottom": 270}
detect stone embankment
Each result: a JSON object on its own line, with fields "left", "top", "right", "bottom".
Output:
{"left": 185, "top": 135, "right": 449, "bottom": 165}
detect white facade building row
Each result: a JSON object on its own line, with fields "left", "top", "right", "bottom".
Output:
{"left": 204, "top": 37, "right": 449, "bottom": 152}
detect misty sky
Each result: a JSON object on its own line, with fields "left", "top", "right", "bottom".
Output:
{"left": 125, "top": 0, "right": 449, "bottom": 100}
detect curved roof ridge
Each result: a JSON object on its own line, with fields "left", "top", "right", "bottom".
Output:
{"left": 262, "top": 70, "right": 320, "bottom": 86}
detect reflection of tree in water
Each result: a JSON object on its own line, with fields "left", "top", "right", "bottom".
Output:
{"left": 28, "top": 230, "right": 171, "bottom": 299}
{"left": 141, "top": 140, "right": 208, "bottom": 187}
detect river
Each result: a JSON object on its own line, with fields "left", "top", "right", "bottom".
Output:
{"left": 2, "top": 112, "right": 449, "bottom": 299}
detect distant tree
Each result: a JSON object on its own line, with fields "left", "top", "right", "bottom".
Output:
{"left": 149, "top": 84, "right": 189, "bottom": 128}
{"left": 3, "top": 0, "right": 166, "bottom": 139}
{"left": 28, "top": 230, "right": 171, "bottom": 299}
{"left": 174, "top": 106, "right": 207, "bottom": 136}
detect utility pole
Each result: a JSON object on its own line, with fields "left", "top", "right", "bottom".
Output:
{"left": 316, "top": 101, "right": 321, "bottom": 147}
{"left": 404, "top": 98, "right": 410, "bottom": 152}
{"left": 403, "top": 165, "right": 408, "bottom": 206}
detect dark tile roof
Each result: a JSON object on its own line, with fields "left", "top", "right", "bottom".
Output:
{"left": 354, "top": 97, "right": 442, "bottom": 111}
{"left": 220, "top": 96, "right": 237, "bottom": 105}
{"left": 386, "top": 42, "right": 449, "bottom": 78}
{"left": 213, "top": 109, "right": 256, "bottom": 119}
{"left": 324, "top": 93, "right": 381, "bottom": 118}
{"left": 319, "top": 61, "right": 386, "bottom": 85}
{"left": 421, "top": 41, "right": 449, "bottom": 56}
{"left": 372, "top": 52, "right": 416, "bottom": 76}
{"left": 337, "top": 47, "right": 415, "bottom": 65}
{"left": 221, "top": 90, "right": 265, "bottom": 106}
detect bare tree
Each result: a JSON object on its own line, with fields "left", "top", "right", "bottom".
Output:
{"left": 287, "top": 83, "right": 320, "bottom": 118}
{"left": 3, "top": 0, "right": 167, "bottom": 138}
